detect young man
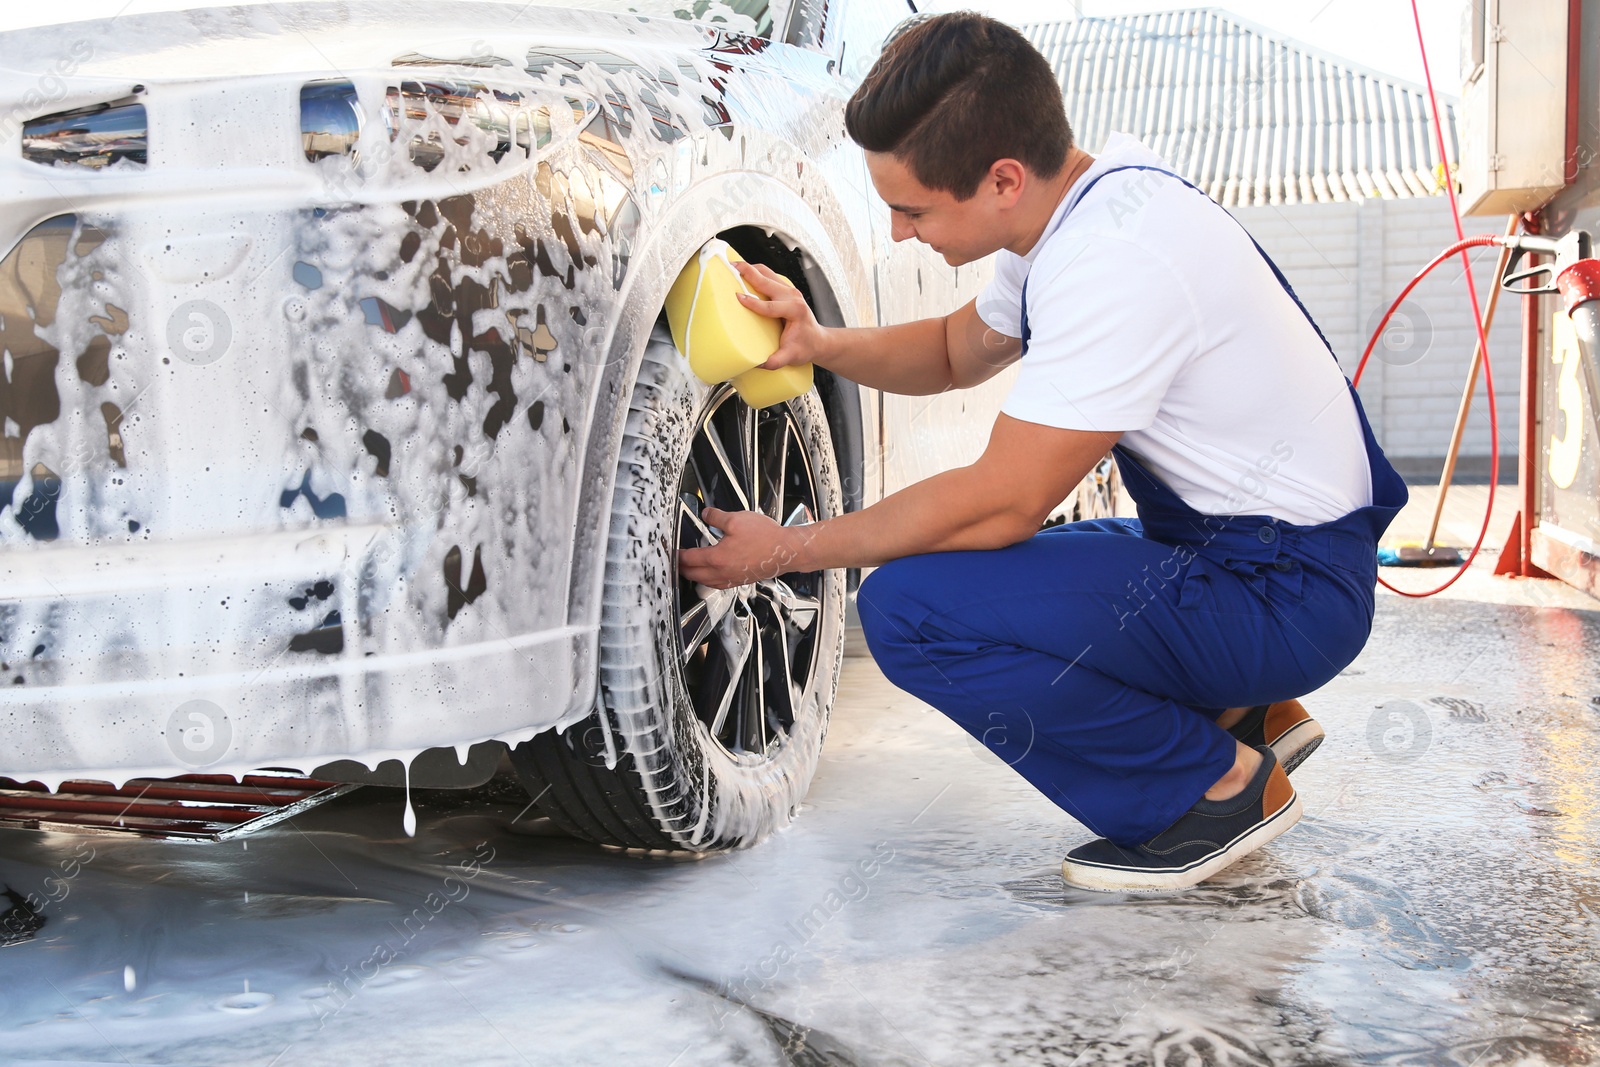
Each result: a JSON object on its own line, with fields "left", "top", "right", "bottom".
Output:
{"left": 678, "top": 13, "right": 1406, "bottom": 891}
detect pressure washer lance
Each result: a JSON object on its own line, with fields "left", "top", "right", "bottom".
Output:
{"left": 1502, "top": 230, "right": 1600, "bottom": 451}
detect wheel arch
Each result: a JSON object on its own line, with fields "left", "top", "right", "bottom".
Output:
{"left": 563, "top": 170, "right": 874, "bottom": 720}
{"left": 714, "top": 224, "right": 867, "bottom": 528}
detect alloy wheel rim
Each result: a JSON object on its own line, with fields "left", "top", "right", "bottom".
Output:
{"left": 675, "top": 386, "right": 824, "bottom": 758}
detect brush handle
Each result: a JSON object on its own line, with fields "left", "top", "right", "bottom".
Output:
{"left": 1424, "top": 215, "right": 1517, "bottom": 551}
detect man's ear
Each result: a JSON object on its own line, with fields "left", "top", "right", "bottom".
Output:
{"left": 989, "top": 158, "right": 1028, "bottom": 206}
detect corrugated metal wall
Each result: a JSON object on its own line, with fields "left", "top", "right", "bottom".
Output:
{"left": 1023, "top": 9, "right": 1508, "bottom": 470}
{"left": 1025, "top": 9, "right": 1459, "bottom": 207}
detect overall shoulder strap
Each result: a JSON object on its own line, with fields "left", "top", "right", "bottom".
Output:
{"left": 1021, "top": 164, "right": 1154, "bottom": 347}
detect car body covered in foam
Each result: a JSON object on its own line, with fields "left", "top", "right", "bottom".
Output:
{"left": 0, "top": 0, "right": 1016, "bottom": 793}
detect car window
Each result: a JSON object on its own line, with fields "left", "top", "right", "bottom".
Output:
{"left": 783, "top": 0, "right": 831, "bottom": 51}
{"left": 838, "top": 0, "right": 917, "bottom": 82}
{"left": 671, "top": 0, "right": 779, "bottom": 37}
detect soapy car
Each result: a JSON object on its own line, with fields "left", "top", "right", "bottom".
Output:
{"left": 0, "top": 0, "right": 1117, "bottom": 849}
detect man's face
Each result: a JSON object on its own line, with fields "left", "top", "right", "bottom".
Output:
{"left": 865, "top": 152, "right": 1010, "bottom": 266}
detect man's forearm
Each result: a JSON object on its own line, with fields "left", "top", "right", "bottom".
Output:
{"left": 783, "top": 465, "right": 1038, "bottom": 571}
{"left": 813, "top": 317, "right": 956, "bottom": 395}
{"left": 678, "top": 416, "right": 1118, "bottom": 591}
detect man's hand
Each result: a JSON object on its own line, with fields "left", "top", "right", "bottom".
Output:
{"left": 732, "top": 261, "right": 830, "bottom": 370}
{"left": 678, "top": 507, "right": 805, "bottom": 589}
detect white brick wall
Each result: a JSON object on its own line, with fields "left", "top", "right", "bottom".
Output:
{"left": 1229, "top": 198, "right": 1522, "bottom": 470}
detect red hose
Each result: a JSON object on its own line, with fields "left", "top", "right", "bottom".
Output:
{"left": 1351, "top": 235, "right": 1504, "bottom": 387}
{"left": 1349, "top": 3, "right": 1503, "bottom": 599}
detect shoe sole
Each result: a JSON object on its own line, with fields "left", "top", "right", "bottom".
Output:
{"left": 1272, "top": 719, "right": 1325, "bottom": 775}
{"left": 1061, "top": 791, "right": 1304, "bottom": 893}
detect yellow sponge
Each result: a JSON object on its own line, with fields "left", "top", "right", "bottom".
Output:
{"left": 730, "top": 363, "right": 814, "bottom": 408}
{"left": 664, "top": 239, "right": 812, "bottom": 408}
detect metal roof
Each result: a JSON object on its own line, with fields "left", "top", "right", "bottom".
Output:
{"left": 1023, "top": 8, "right": 1459, "bottom": 205}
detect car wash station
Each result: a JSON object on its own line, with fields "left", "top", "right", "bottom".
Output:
{"left": 0, "top": 1, "right": 1598, "bottom": 1065}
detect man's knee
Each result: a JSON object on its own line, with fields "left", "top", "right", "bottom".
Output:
{"left": 856, "top": 558, "right": 966, "bottom": 697}
{"left": 855, "top": 559, "right": 925, "bottom": 657}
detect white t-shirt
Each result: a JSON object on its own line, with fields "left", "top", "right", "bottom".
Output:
{"left": 978, "top": 133, "right": 1372, "bottom": 526}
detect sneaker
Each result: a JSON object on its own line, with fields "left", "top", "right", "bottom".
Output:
{"left": 1061, "top": 745, "right": 1301, "bottom": 892}
{"left": 1226, "top": 699, "right": 1324, "bottom": 774}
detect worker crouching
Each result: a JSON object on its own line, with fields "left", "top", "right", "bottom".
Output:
{"left": 678, "top": 12, "right": 1407, "bottom": 891}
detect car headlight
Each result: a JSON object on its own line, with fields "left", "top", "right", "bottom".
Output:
{"left": 22, "top": 100, "right": 147, "bottom": 169}
{"left": 301, "top": 80, "right": 363, "bottom": 163}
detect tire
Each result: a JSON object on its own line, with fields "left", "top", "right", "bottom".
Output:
{"left": 508, "top": 323, "right": 847, "bottom": 851}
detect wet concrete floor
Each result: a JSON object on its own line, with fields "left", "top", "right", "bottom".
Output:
{"left": 2, "top": 577, "right": 1598, "bottom": 1066}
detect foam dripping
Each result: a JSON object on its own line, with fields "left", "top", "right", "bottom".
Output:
{"left": 402, "top": 757, "right": 417, "bottom": 837}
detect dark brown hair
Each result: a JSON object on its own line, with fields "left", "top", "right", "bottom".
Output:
{"left": 844, "top": 12, "right": 1073, "bottom": 200}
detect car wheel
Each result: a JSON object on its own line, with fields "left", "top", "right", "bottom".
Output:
{"left": 508, "top": 323, "right": 846, "bottom": 851}
{"left": 1073, "top": 454, "right": 1122, "bottom": 521}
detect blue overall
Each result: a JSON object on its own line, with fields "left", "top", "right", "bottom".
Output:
{"left": 858, "top": 166, "right": 1408, "bottom": 845}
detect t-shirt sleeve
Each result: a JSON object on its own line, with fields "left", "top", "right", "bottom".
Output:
{"left": 1000, "top": 236, "right": 1200, "bottom": 433}
{"left": 975, "top": 250, "right": 1028, "bottom": 338}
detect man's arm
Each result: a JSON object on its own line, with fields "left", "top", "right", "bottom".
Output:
{"left": 678, "top": 414, "right": 1121, "bottom": 588}
{"left": 732, "top": 261, "right": 1022, "bottom": 395}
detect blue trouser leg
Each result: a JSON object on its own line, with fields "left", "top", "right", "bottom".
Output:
{"left": 857, "top": 518, "right": 1372, "bottom": 845}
